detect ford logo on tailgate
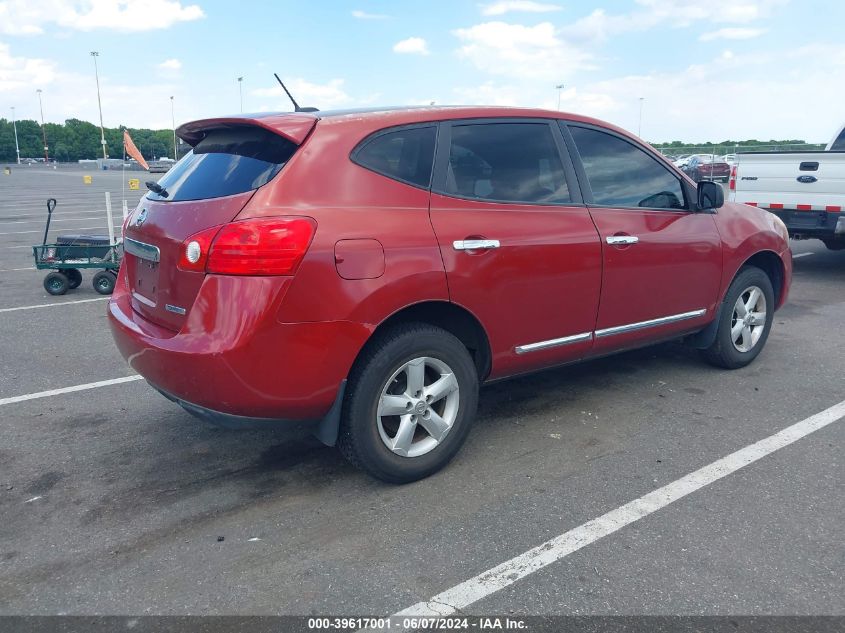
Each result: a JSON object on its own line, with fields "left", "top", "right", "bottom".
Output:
{"left": 797, "top": 175, "right": 817, "bottom": 183}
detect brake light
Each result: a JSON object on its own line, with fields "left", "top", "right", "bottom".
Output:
{"left": 729, "top": 165, "right": 737, "bottom": 191}
{"left": 178, "top": 217, "right": 316, "bottom": 275}
{"left": 177, "top": 225, "right": 221, "bottom": 272}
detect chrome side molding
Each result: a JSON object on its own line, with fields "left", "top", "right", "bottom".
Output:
{"left": 124, "top": 237, "right": 160, "bottom": 263}
{"left": 594, "top": 309, "right": 706, "bottom": 338}
{"left": 514, "top": 309, "right": 707, "bottom": 354}
{"left": 515, "top": 332, "right": 592, "bottom": 355}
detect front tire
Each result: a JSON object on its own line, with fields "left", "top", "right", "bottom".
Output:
{"left": 43, "top": 271, "right": 69, "bottom": 296}
{"left": 701, "top": 266, "right": 774, "bottom": 369}
{"left": 338, "top": 323, "right": 479, "bottom": 483}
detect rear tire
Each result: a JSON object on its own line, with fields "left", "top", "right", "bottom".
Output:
{"left": 65, "top": 268, "right": 82, "bottom": 289}
{"left": 701, "top": 266, "right": 774, "bottom": 369}
{"left": 43, "top": 272, "right": 69, "bottom": 296}
{"left": 338, "top": 323, "right": 479, "bottom": 484}
{"left": 92, "top": 270, "right": 116, "bottom": 295}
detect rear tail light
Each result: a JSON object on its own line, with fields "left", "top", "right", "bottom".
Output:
{"left": 729, "top": 165, "right": 737, "bottom": 191}
{"left": 178, "top": 217, "right": 316, "bottom": 276}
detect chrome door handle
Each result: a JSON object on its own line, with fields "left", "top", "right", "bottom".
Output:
{"left": 606, "top": 235, "right": 639, "bottom": 246}
{"left": 453, "top": 239, "right": 500, "bottom": 251}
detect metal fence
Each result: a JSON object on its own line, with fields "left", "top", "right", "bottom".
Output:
{"left": 652, "top": 143, "right": 826, "bottom": 158}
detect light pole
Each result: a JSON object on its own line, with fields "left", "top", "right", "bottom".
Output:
{"left": 36, "top": 89, "right": 48, "bottom": 162}
{"left": 237, "top": 76, "right": 244, "bottom": 113}
{"left": 10, "top": 106, "right": 20, "bottom": 164}
{"left": 556, "top": 84, "right": 565, "bottom": 111}
{"left": 637, "top": 97, "right": 644, "bottom": 137}
{"left": 170, "top": 96, "right": 177, "bottom": 160}
{"left": 91, "top": 51, "right": 108, "bottom": 159}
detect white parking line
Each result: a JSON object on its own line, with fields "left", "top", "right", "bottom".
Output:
{"left": 0, "top": 225, "right": 106, "bottom": 236}
{"left": 0, "top": 297, "right": 109, "bottom": 313}
{"left": 0, "top": 267, "right": 36, "bottom": 272}
{"left": 0, "top": 375, "right": 143, "bottom": 407}
{"left": 391, "top": 399, "right": 845, "bottom": 619}
{"left": 792, "top": 252, "right": 814, "bottom": 259}
{"left": 0, "top": 216, "right": 117, "bottom": 226}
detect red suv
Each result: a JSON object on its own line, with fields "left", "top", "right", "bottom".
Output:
{"left": 109, "top": 107, "right": 792, "bottom": 483}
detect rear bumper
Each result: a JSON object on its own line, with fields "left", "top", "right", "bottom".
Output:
{"left": 107, "top": 265, "right": 370, "bottom": 423}
{"left": 770, "top": 209, "right": 845, "bottom": 240}
{"left": 151, "top": 380, "right": 347, "bottom": 444}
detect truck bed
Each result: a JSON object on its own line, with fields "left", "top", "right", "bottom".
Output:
{"left": 730, "top": 151, "right": 845, "bottom": 245}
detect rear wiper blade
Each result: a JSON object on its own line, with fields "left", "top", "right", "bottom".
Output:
{"left": 145, "top": 181, "right": 169, "bottom": 198}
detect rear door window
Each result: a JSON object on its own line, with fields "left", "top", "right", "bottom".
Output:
{"left": 569, "top": 125, "right": 686, "bottom": 210}
{"left": 444, "top": 122, "right": 571, "bottom": 204}
{"left": 147, "top": 126, "right": 297, "bottom": 202}
{"left": 352, "top": 125, "right": 436, "bottom": 188}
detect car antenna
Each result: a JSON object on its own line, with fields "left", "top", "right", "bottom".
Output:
{"left": 274, "top": 73, "right": 319, "bottom": 113}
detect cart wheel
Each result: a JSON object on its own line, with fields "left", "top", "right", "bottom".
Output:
{"left": 93, "top": 270, "right": 116, "bottom": 295}
{"left": 44, "top": 272, "right": 69, "bottom": 296}
{"left": 65, "top": 268, "right": 83, "bottom": 289}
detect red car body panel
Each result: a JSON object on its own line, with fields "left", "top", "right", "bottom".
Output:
{"left": 428, "top": 192, "right": 602, "bottom": 377}
{"left": 108, "top": 106, "right": 791, "bottom": 427}
{"left": 588, "top": 207, "right": 722, "bottom": 354}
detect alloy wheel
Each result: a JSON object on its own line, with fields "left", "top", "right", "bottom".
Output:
{"left": 730, "top": 285, "right": 767, "bottom": 353}
{"left": 377, "top": 356, "right": 460, "bottom": 458}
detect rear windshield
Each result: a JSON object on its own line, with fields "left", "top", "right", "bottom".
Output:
{"left": 146, "top": 126, "right": 297, "bottom": 202}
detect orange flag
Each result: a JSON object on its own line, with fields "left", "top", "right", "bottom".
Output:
{"left": 123, "top": 130, "right": 149, "bottom": 171}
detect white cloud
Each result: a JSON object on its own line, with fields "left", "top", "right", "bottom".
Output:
{"left": 699, "top": 27, "right": 766, "bottom": 41}
{"left": 251, "top": 78, "right": 354, "bottom": 110}
{"left": 0, "top": 0, "right": 205, "bottom": 34}
{"left": 351, "top": 9, "right": 388, "bottom": 19}
{"left": 0, "top": 41, "right": 56, "bottom": 91}
{"left": 561, "top": 45, "right": 845, "bottom": 143}
{"left": 157, "top": 58, "right": 182, "bottom": 70}
{"left": 453, "top": 21, "right": 594, "bottom": 80}
{"left": 563, "top": 0, "right": 785, "bottom": 44}
{"left": 480, "top": 1, "right": 562, "bottom": 16}
{"left": 393, "top": 37, "right": 430, "bottom": 55}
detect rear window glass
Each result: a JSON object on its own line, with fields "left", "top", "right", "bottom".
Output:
{"left": 352, "top": 126, "right": 436, "bottom": 188}
{"left": 146, "top": 126, "right": 297, "bottom": 202}
{"left": 831, "top": 128, "right": 845, "bottom": 151}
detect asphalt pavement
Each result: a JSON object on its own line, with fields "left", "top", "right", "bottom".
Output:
{"left": 0, "top": 166, "right": 842, "bottom": 617}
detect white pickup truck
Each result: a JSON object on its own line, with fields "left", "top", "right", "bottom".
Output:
{"left": 729, "top": 124, "right": 845, "bottom": 249}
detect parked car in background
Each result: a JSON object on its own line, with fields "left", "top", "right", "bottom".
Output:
{"left": 683, "top": 154, "right": 731, "bottom": 182}
{"left": 110, "top": 106, "right": 791, "bottom": 483}
{"left": 731, "top": 126, "right": 845, "bottom": 250}
{"left": 147, "top": 159, "right": 174, "bottom": 174}
{"left": 720, "top": 153, "right": 737, "bottom": 166}
{"left": 673, "top": 154, "right": 691, "bottom": 168}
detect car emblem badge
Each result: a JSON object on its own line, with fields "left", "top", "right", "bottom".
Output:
{"left": 136, "top": 208, "right": 148, "bottom": 227}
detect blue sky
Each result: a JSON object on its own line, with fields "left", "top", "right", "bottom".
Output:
{"left": 0, "top": 0, "right": 842, "bottom": 142}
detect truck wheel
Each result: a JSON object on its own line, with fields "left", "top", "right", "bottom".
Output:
{"left": 65, "top": 268, "right": 82, "bottom": 289}
{"left": 822, "top": 239, "right": 845, "bottom": 251}
{"left": 93, "top": 270, "right": 116, "bottom": 295}
{"left": 338, "top": 323, "right": 479, "bottom": 484}
{"left": 43, "top": 272, "right": 69, "bottom": 296}
{"left": 701, "top": 266, "right": 774, "bottom": 369}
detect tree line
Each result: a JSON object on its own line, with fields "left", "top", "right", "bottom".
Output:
{"left": 1, "top": 116, "right": 827, "bottom": 163}
{"left": 0, "top": 117, "right": 181, "bottom": 163}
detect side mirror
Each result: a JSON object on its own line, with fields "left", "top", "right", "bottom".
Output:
{"left": 697, "top": 180, "right": 724, "bottom": 210}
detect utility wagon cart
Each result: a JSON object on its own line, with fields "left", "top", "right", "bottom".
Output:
{"left": 32, "top": 198, "right": 122, "bottom": 296}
